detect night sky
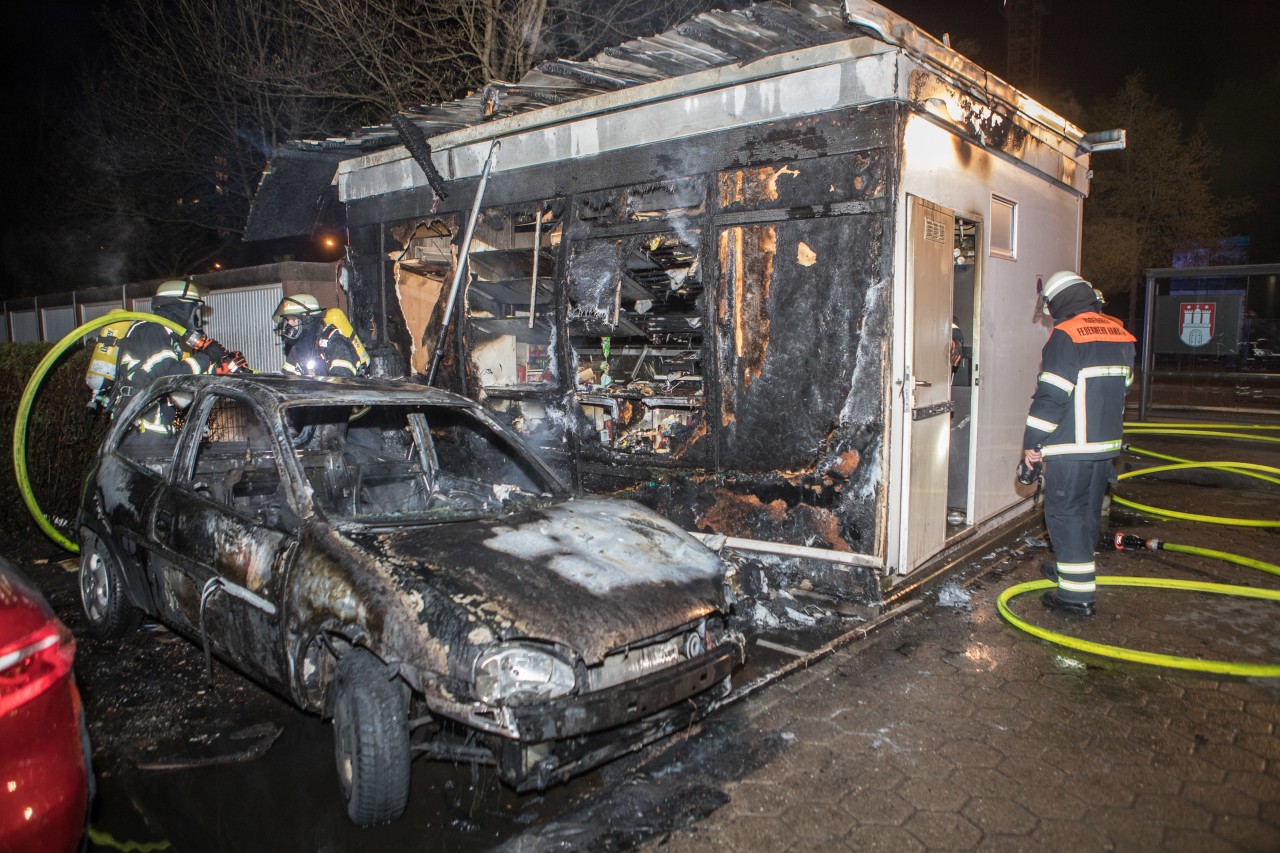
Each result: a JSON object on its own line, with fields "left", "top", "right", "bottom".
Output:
{"left": 5, "top": 0, "right": 1280, "bottom": 299}
{"left": 15, "top": 1, "right": 1278, "bottom": 123}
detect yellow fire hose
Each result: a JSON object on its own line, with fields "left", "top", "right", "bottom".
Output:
{"left": 13, "top": 313, "right": 187, "bottom": 553}
{"left": 19, "top": 330, "right": 1280, "bottom": 672}
{"left": 997, "top": 578, "right": 1280, "bottom": 677}
{"left": 1000, "top": 422, "right": 1280, "bottom": 674}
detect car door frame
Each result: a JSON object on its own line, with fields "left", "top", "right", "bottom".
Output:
{"left": 92, "top": 382, "right": 194, "bottom": 619}
{"left": 152, "top": 387, "right": 299, "bottom": 688}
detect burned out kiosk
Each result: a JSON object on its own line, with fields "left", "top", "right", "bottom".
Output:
{"left": 249, "top": 0, "right": 1125, "bottom": 606}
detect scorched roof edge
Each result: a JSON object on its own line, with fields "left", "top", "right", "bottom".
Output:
{"left": 279, "top": 0, "right": 1083, "bottom": 164}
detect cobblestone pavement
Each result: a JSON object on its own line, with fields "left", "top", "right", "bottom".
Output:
{"left": 639, "top": 440, "right": 1280, "bottom": 852}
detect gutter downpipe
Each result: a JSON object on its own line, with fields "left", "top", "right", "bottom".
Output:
{"left": 426, "top": 139, "right": 501, "bottom": 386}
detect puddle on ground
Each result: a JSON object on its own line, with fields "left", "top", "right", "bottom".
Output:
{"left": 88, "top": 710, "right": 598, "bottom": 852}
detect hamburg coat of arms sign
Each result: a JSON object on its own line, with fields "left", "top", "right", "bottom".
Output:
{"left": 1178, "top": 302, "right": 1215, "bottom": 347}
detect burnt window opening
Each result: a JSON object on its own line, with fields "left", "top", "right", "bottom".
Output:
{"left": 187, "top": 395, "right": 287, "bottom": 522}
{"left": 115, "top": 387, "right": 185, "bottom": 475}
{"left": 393, "top": 220, "right": 457, "bottom": 376}
{"left": 465, "top": 205, "right": 560, "bottom": 391}
{"left": 568, "top": 232, "right": 706, "bottom": 457}
{"left": 575, "top": 191, "right": 619, "bottom": 224}
{"left": 284, "top": 403, "right": 559, "bottom": 523}
{"left": 624, "top": 177, "right": 706, "bottom": 222}
{"left": 396, "top": 220, "right": 454, "bottom": 274}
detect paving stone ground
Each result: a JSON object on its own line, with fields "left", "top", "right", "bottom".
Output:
{"left": 645, "top": 435, "right": 1280, "bottom": 852}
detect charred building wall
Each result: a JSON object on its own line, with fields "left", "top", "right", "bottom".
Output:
{"left": 343, "top": 102, "right": 901, "bottom": 578}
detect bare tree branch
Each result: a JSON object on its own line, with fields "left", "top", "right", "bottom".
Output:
{"left": 66, "top": 0, "right": 728, "bottom": 281}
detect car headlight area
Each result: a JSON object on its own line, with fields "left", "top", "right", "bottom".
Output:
{"left": 474, "top": 643, "right": 577, "bottom": 705}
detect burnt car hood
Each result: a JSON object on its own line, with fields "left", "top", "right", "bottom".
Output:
{"left": 345, "top": 498, "right": 729, "bottom": 664}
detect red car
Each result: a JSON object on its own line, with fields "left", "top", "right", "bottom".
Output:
{"left": 0, "top": 558, "right": 90, "bottom": 853}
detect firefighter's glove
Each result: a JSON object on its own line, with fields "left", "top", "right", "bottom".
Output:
{"left": 194, "top": 337, "right": 229, "bottom": 364}
{"left": 214, "top": 351, "right": 250, "bottom": 375}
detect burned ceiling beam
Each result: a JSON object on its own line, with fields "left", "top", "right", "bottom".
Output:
{"left": 691, "top": 8, "right": 796, "bottom": 48}
{"left": 603, "top": 45, "right": 706, "bottom": 78}
{"left": 390, "top": 115, "right": 449, "bottom": 200}
{"left": 483, "top": 84, "right": 579, "bottom": 107}
{"left": 674, "top": 21, "right": 772, "bottom": 62}
{"left": 535, "top": 61, "right": 641, "bottom": 91}
{"left": 643, "top": 33, "right": 735, "bottom": 66}
{"left": 742, "top": 6, "right": 848, "bottom": 47}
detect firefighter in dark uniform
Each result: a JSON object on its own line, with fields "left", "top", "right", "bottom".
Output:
{"left": 115, "top": 279, "right": 240, "bottom": 433}
{"left": 1023, "top": 271, "right": 1136, "bottom": 616}
{"left": 272, "top": 294, "right": 361, "bottom": 377}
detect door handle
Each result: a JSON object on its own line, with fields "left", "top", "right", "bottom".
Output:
{"left": 914, "top": 379, "right": 932, "bottom": 387}
{"left": 155, "top": 510, "right": 173, "bottom": 536}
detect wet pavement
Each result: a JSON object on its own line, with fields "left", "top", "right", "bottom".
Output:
{"left": 15, "top": 428, "right": 1280, "bottom": 851}
{"left": 636, "top": 432, "right": 1280, "bottom": 852}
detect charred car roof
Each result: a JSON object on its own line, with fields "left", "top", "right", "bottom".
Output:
{"left": 144, "top": 373, "right": 473, "bottom": 407}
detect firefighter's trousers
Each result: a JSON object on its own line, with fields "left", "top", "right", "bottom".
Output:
{"left": 1043, "top": 457, "right": 1113, "bottom": 604}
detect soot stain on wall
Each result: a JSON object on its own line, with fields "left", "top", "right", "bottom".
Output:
{"left": 347, "top": 104, "right": 899, "bottom": 566}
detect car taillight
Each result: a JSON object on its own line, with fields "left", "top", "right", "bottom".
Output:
{"left": 0, "top": 622, "right": 75, "bottom": 717}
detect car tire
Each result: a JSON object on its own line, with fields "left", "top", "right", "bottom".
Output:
{"left": 79, "top": 533, "right": 143, "bottom": 640}
{"left": 332, "top": 648, "right": 411, "bottom": 826}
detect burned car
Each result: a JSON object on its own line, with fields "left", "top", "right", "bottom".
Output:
{"left": 78, "top": 374, "right": 744, "bottom": 824}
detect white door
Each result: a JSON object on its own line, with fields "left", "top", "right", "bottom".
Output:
{"left": 902, "top": 197, "right": 955, "bottom": 570}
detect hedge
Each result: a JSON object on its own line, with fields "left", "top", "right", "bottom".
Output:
{"left": 0, "top": 343, "right": 109, "bottom": 541}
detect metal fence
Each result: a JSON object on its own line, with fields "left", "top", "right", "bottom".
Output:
{"left": 1137, "top": 263, "right": 1280, "bottom": 420}
{"left": 1, "top": 283, "right": 287, "bottom": 373}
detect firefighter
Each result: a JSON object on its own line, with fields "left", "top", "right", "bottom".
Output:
{"left": 272, "top": 294, "right": 366, "bottom": 377}
{"left": 115, "top": 279, "right": 242, "bottom": 433}
{"left": 1023, "top": 271, "right": 1136, "bottom": 617}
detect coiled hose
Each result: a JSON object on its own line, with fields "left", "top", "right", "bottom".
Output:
{"left": 13, "top": 313, "right": 187, "bottom": 553}
{"left": 998, "top": 421, "right": 1280, "bottom": 674}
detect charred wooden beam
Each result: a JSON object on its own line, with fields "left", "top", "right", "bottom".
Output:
{"left": 535, "top": 61, "right": 638, "bottom": 91}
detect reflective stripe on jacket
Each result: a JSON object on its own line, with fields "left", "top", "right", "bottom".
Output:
{"left": 283, "top": 324, "right": 360, "bottom": 378}
{"left": 113, "top": 320, "right": 212, "bottom": 423}
{"left": 1022, "top": 312, "right": 1136, "bottom": 460}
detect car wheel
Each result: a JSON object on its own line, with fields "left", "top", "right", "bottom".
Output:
{"left": 79, "top": 533, "right": 143, "bottom": 640}
{"left": 332, "top": 649, "right": 411, "bottom": 826}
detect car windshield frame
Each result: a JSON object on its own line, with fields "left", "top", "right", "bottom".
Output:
{"left": 279, "top": 398, "right": 568, "bottom": 526}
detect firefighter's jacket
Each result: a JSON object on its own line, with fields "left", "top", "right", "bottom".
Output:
{"left": 1022, "top": 311, "right": 1136, "bottom": 460}
{"left": 282, "top": 323, "right": 360, "bottom": 377}
{"left": 116, "top": 318, "right": 214, "bottom": 432}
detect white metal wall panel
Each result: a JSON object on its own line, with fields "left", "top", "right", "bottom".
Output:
{"left": 132, "top": 297, "right": 152, "bottom": 316}
{"left": 42, "top": 306, "right": 77, "bottom": 342}
{"left": 11, "top": 311, "right": 39, "bottom": 343}
{"left": 894, "top": 113, "right": 1084, "bottom": 572}
{"left": 205, "top": 284, "right": 285, "bottom": 373}
{"left": 80, "top": 301, "right": 123, "bottom": 325}
{"left": 79, "top": 301, "right": 124, "bottom": 344}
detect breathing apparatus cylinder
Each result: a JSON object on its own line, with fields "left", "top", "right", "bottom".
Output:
{"left": 324, "top": 307, "right": 370, "bottom": 373}
{"left": 84, "top": 310, "right": 135, "bottom": 410}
